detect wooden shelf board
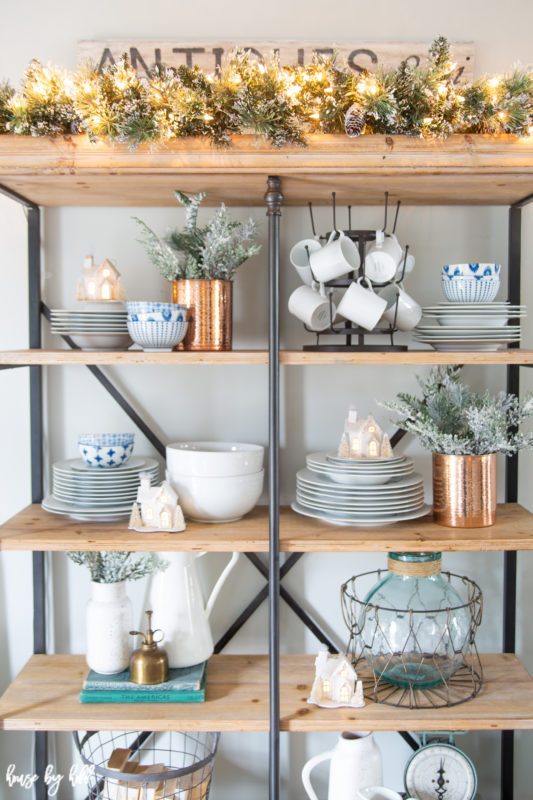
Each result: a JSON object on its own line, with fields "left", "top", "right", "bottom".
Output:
{"left": 281, "top": 654, "right": 533, "bottom": 732}
{"left": 1, "top": 349, "right": 533, "bottom": 366}
{"left": 2, "top": 504, "right": 533, "bottom": 553}
{"left": 0, "top": 349, "right": 269, "bottom": 365}
{"left": 0, "top": 654, "right": 269, "bottom": 732}
{"left": 1, "top": 134, "right": 533, "bottom": 207}
{"left": 1, "top": 653, "right": 531, "bottom": 732}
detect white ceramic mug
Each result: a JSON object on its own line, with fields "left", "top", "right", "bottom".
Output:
{"left": 394, "top": 251, "right": 415, "bottom": 281}
{"left": 336, "top": 277, "right": 387, "bottom": 331}
{"left": 377, "top": 283, "right": 422, "bottom": 331}
{"left": 309, "top": 231, "right": 360, "bottom": 282}
{"left": 290, "top": 238, "right": 322, "bottom": 286}
{"left": 288, "top": 284, "right": 335, "bottom": 331}
{"left": 365, "top": 231, "right": 402, "bottom": 284}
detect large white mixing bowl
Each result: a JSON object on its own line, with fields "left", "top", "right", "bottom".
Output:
{"left": 166, "top": 441, "right": 264, "bottom": 478}
{"left": 166, "top": 469, "right": 264, "bottom": 523}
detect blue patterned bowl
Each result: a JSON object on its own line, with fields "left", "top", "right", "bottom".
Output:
{"left": 442, "top": 263, "right": 501, "bottom": 279}
{"left": 78, "top": 434, "right": 135, "bottom": 468}
{"left": 441, "top": 276, "right": 500, "bottom": 303}
{"left": 126, "top": 301, "right": 186, "bottom": 322}
{"left": 127, "top": 318, "right": 188, "bottom": 351}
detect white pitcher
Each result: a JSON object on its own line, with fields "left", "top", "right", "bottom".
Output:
{"left": 148, "top": 551, "right": 239, "bottom": 667}
{"left": 302, "top": 732, "right": 383, "bottom": 800}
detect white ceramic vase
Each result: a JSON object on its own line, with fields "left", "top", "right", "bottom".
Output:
{"left": 86, "top": 581, "right": 132, "bottom": 674}
{"left": 302, "top": 731, "right": 383, "bottom": 800}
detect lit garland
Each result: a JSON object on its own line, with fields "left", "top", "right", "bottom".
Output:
{"left": 1, "top": 37, "right": 533, "bottom": 147}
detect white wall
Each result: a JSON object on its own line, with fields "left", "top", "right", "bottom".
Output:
{"left": 1, "top": 4, "right": 533, "bottom": 799}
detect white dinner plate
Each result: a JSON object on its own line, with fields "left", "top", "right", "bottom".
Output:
{"left": 291, "top": 500, "right": 432, "bottom": 527}
{"left": 325, "top": 453, "right": 406, "bottom": 467}
{"left": 54, "top": 456, "right": 152, "bottom": 474}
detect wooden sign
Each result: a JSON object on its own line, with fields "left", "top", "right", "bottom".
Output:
{"left": 77, "top": 40, "right": 475, "bottom": 84}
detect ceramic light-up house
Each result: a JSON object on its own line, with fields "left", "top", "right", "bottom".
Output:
{"left": 308, "top": 646, "right": 365, "bottom": 708}
{"left": 76, "top": 255, "right": 127, "bottom": 302}
{"left": 337, "top": 407, "right": 393, "bottom": 459}
{"left": 129, "top": 475, "right": 186, "bottom": 532}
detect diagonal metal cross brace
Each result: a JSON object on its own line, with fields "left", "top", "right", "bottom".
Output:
{"left": 41, "top": 302, "right": 166, "bottom": 457}
{"left": 215, "top": 552, "right": 341, "bottom": 654}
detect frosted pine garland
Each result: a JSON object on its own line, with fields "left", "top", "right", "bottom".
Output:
{"left": 1, "top": 38, "right": 533, "bottom": 147}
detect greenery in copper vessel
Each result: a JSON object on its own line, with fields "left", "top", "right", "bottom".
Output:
{"left": 382, "top": 366, "right": 533, "bottom": 455}
{"left": 67, "top": 551, "right": 166, "bottom": 584}
{"left": 134, "top": 190, "right": 261, "bottom": 281}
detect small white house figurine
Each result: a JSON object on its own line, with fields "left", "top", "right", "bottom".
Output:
{"left": 337, "top": 406, "right": 393, "bottom": 460}
{"left": 308, "top": 645, "right": 365, "bottom": 708}
{"left": 129, "top": 474, "right": 186, "bottom": 533}
{"left": 76, "top": 255, "right": 127, "bottom": 302}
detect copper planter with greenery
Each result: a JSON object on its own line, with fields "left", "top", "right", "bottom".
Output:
{"left": 383, "top": 366, "right": 533, "bottom": 529}
{"left": 432, "top": 452, "right": 497, "bottom": 528}
{"left": 172, "top": 278, "right": 232, "bottom": 351}
{"left": 134, "top": 190, "right": 261, "bottom": 352}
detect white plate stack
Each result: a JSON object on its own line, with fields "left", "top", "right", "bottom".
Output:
{"left": 49, "top": 307, "right": 132, "bottom": 351}
{"left": 414, "top": 302, "right": 526, "bottom": 351}
{"left": 42, "top": 456, "right": 159, "bottom": 521}
{"left": 292, "top": 452, "right": 430, "bottom": 526}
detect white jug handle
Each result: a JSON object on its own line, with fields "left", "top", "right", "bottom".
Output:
{"left": 301, "top": 750, "right": 334, "bottom": 800}
{"left": 205, "top": 552, "right": 240, "bottom": 619}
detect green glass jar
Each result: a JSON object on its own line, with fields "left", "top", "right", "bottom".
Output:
{"left": 360, "top": 552, "right": 472, "bottom": 688}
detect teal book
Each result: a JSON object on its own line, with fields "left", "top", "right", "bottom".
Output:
{"left": 80, "top": 662, "right": 207, "bottom": 703}
{"left": 83, "top": 662, "right": 206, "bottom": 692}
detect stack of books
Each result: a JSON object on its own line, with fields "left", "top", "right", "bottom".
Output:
{"left": 79, "top": 661, "right": 207, "bottom": 703}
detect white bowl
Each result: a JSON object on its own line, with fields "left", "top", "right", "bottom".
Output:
{"left": 166, "top": 441, "right": 264, "bottom": 477}
{"left": 166, "top": 469, "right": 264, "bottom": 522}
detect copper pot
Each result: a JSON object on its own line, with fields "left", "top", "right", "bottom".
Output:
{"left": 432, "top": 452, "right": 497, "bottom": 528}
{"left": 172, "top": 279, "right": 232, "bottom": 351}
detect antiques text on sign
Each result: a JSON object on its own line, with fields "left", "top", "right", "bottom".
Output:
{"left": 77, "top": 41, "right": 475, "bottom": 84}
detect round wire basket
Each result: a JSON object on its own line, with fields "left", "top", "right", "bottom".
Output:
{"left": 341, "top": 569, "right": 483, "bottom": 709}
{"left": 73, "top": 730, "right": 219, "bottom": 799}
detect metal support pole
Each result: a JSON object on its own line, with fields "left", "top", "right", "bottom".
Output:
{"left": 27, "top": 205, "right": 48, "bottom": 799}
{"left": 265, "top": 176, "right": 282, "bottom": 800}
{"left": 501, "top": 204, "right": 522, "bottom": 800}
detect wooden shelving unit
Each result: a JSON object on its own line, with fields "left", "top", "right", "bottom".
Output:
{"left": 1, "top": 653, "right": 531, "bottom": 733}
{"left": 1, "top": 349, "right": 533, "bottom": 366}
{"left": 1, "top": 133, "right": 533, "bottom": 798}
{"left": 3, "top": 503, "right": 533, "bottom": 553}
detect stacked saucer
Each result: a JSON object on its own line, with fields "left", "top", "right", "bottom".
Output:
{"left": 42, "top": 456, "right": 159, "bottom": 521}
{"left": 49, "top": 307, "right": 132, "bottom": 351}
{"left": 414, "top": 302, "right": 525, "bottom": 351}
{"left": 292, "top": 453, "right": 429, "bottom": 526}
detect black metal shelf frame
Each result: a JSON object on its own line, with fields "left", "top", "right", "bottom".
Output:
{"left": 0, "top": 178, "right": 532, "bottom": 800}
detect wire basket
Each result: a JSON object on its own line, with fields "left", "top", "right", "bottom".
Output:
{"left": 341, "top": 570, "right": 483, "bottom": 709}
{"left": 73, "top": 730, "right": 219, "bottom": 799}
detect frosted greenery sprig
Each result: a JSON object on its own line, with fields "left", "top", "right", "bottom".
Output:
{"left": 67, "top": 551, "right": 166, "bottom": 584}
{"left": 381, "top": 366, "right": 533, "bottom": 456}
{"left": 134, "top": 189, "right": 261, "bottom": 281}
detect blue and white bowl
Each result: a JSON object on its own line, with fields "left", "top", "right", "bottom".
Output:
{"left": 78, "top": 434, "right": 135, "bottom": 468}
{"left": 441, "top": 276, "right": 500, "bottom": 303}
{"left": 127, "top": 318, "right": 188, "bottom": 351}
{"left": 127, "top": 301, "right": 186, "bottom": 322}
{"left": 442, "top": 263, "right": 501, "bottom": 279}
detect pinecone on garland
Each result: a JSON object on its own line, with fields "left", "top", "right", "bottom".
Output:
{"left": 344, "top": 102, "right": 366, "bottom": 137}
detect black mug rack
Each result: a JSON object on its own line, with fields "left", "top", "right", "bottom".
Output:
{"left": 301, "top": 225, "right": 410, "bottom": 353}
